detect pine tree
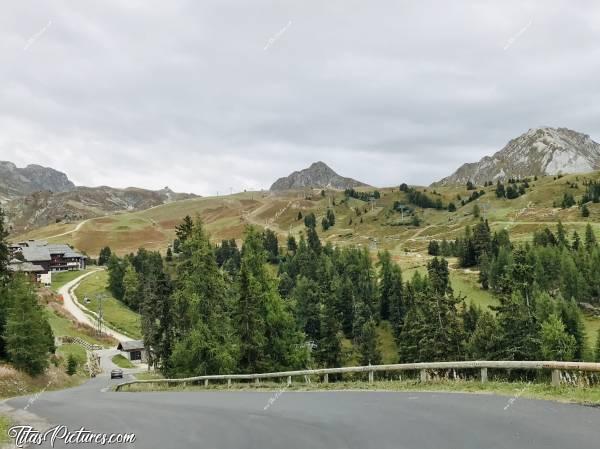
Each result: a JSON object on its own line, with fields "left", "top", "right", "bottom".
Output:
{"left": 168, "top": 218, "right": 238, "bottom": 376}
{"left": 165, "top": 247, "right": 173, "bottom": 262}
{"left": 326, "top": 209, "right": 336, "bottom": 227}
{"left": 540, "top": 314, "right": 576, "bottom": 361}
{"left": 572, "top": 231, "right": 581, "bottom": 251}
{"left": 107, "top": 255, "right": 126, "bottom": 301}
{"left": 175, "top": 215, "right": 194, "bottom": 243}
{"left": 122, "top": 263, "right": 140, "bottom": 311}
{"left": 98, "top": 246, "right": 112, "bottom": 266}
{"left": 287, "top": 235, "right": 297, "bottom": 254}
{"left": 468, "top": 311, "right": 501, "bottom": 360}
{"left": 358, "top": 318, "right": 381, "bottom": 366}
{"left": 318, "top": 287, "right": 342, "bottom": 368}
{"left": 377, "top": 251, "right": 394, "bottom": 320}
{"left": 495, "top": 292, "right": 540, "bottom": 361}
{"left": 66, "top": 354, "right": 78, "bottom": 375}
{"left": 262, "top": 229, "right": 279, "bottom": 263}
{"left": 291, "top": 276, "right": 322, "bottom": 342}
{"left": 581, "top": 204, "right": 590, "bottom": 217}
{"left": 4, "top": 275, "right": 53, "bottom": 375}
{"left": 236, "top": 227, "right": 306, "bottom": 373}
{"left": 585, "top": 223, "right": 597, "bottom": 251}
{"left": 0, "top": 207, "right": 11, "bottom": 359}
{"left": 427, "top": 240, "right": 440, "bottom": 256}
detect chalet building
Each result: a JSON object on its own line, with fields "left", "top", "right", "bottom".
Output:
{"left": 9, "top": 240, "right": 86, "bottom": 277}
{"left": 7, "top": 258, "right": 48, "bottom": 283}
{"left": 117, "top": 340, "right": 147, "bottom": 363}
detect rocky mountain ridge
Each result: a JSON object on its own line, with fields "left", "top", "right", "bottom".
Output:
{"left": 270, "top": 161, "right": 368, "bottom": 191}
{"left": 434, "top": 127, "right": 600, "bottom": 186}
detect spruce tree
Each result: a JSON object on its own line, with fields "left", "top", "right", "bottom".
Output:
{"left": 0, "top": 207, "right": 10, "bottom": 359}
{"left": 236, "top": 227, "right": 306, "bottom": 372}
{"left": 291, "top": 276, "right": 322, "bottom": 342}
{"left": 358, "top": 318, "right": 381, "bottom": 366}
{"left": 585, "top": 224, "right": 597, "bottom": 251}
{"left": 66, "top": 354, "right": 78, "bottom": 376}
{"left": 4, "top": 275, "right": 53, "bottom": 376}
{"left": 98, "top": 246, "right": 112, "bottom": 266}
{"left": 540, "top": 314, "right": 576, "bottom": 361}
{"left": 467, "top": 311, "right": 501, "bottom": 360}
{"left": 318, "top": 287, "right": 342, "bottom": 368}
{"left": 377, "top": 250, "right": 394, "bottom": 320}
{"left": 287, "top": 235, "right": 297, "bottom": 254}
{"left": 168, "top": 218, "right": 238, "bottom": 376}
{"left": 122, "top": 263, "right": 140, "bottom": 311}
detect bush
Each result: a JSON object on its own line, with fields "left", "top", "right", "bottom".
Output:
{"left": 66, "top": 355, "right": 78, "bottom": 376}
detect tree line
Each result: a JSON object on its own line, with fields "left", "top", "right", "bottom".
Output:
{"left": 0, "top": 207, "right": 55, "bottom": 376}
{"left": 107, "top": 213, "right": 600, "bottom": 378}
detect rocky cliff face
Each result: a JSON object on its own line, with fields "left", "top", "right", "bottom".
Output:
{"left": 4, "top": 186, "right": 197, "bottom": 234}
{"left": 270, "top": 161, "right": 368, "bottom": 191}
{"left": 0, "top": 161, "right": 75, "bottom": 201}
{"left": 434, "top": 127, "right": 600, "bottom": 186}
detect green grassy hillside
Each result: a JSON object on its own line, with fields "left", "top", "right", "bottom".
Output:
{"left": 14, "top": 171, "right": 600, "bottom": 349}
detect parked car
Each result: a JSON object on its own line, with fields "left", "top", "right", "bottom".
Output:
{"left": 111, "top": 369, "right": 124, "bottom": 379}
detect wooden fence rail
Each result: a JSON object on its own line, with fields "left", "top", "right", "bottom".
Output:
{"left": 115, "top": 360, "right": 600, "bottom": 391}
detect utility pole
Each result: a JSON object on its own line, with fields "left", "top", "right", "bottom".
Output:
{"left": 96, "top": 293, "right": 105, "bottom": 335}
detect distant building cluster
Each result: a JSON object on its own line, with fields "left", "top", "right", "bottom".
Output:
{"left": 8, "top": 240, "right": 87, "bottom": 283}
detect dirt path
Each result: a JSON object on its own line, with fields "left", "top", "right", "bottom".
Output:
{"left": 58, "top": 270, "right": 133, "bottom": 343}
{"left": 44, "top": 218, "right": 91, "bottom": 240}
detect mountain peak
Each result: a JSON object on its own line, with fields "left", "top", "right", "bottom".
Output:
{"left": 0, "top": 161, "right": 75, "bottom": 201}
{"left": 433, "top": 127, "right": 600, "bottom": 186}
{"left": 270, "top": 161, "right": 369, "bottom": 191}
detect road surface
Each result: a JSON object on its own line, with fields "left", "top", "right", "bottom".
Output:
{"left": 58, "top": 270, "right": 133, "bottom": 342}
{"left": 4, "top": 370, "right": 598, "bottom": 449}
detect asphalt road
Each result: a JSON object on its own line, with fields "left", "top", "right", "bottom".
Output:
{"left": 5, "top": 373, "right": 599, "bottom": 449}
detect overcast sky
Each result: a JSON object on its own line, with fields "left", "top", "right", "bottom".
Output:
{"left": 1, "top": 1, "right": 599, "bottom": 195}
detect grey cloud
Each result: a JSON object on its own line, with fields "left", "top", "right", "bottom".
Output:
{"left": 0, "top": 0, "right": 599, "bottom": 194}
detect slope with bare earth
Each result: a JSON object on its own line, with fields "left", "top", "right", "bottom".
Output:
{"left": 4, "top": 186, "right": 197, "bottom": 235}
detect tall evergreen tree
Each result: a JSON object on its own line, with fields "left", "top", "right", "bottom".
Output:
{"left": 540, "top": 314, "right": 576, "bottom": 361}
{"left": 4, "top": 275, "right": 54, "bottom": 375}
{"left": 358, "top": 318, "right": 381, "bottom": 366}
{"left": 236, "top": 227, "right": 306, "bottom": 373}
{"left": 168, "top": 218, "right": 238, "bottom": 376}
{"left": 585, "top": 223, "right": 597, "bottom": 251}
{"left": 318, "top": 285, "right": 342, "bottom": 368}
{"left": 0, "top": 207, "right": 11, "bottom": 359}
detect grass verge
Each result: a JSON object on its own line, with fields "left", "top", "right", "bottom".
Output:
{"left": 51, "top": 268, "right": 93, "bottom": 291}
{"left": 74, "top": 271, "right": 142, "bottom": 339}
{"left": 118, "top": 379, "right": 600, "bottom": 406}
{"left": 112, "top": 355, "right": 135, "bottom": 369}
{"left": 0, "top": 414, "right": 11, "bottom": 444}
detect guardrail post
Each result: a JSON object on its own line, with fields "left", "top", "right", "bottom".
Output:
{"left": 287, "top": 376, "right": 292, "bottom": 386}
{"left": 420, "top": 369, "right": 428, "bottom": 383}
{"left": 227, "top": 378, "right": 232, "bottom": 388}
{"left": 368, "top": 370, "right": 374, "bottom": 384}
{"left": 552, "top": 369, "right": 561, "bottom": 387}
{"left": 204, "top": 379, "right": 209, "bottom": 387}
{"left": 480, "top": 368, "right": 488, "bottom": 383}
{"left": 255, "top": 378, "right": 260, "bottom": 385}
{"left": 323, "top": 373, "right": 329, "bottom": 384}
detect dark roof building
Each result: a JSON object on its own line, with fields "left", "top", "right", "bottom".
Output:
{"left": 10, "top": 240, "right": 86, "bottom": 272}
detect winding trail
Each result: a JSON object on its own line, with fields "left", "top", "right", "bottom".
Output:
{"left": 58, "top": 270, "right": 133, "bottom": 343}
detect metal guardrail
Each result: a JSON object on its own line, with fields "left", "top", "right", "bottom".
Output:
{"left": 115, "top": 360, "right": 600, "bottom": 391}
